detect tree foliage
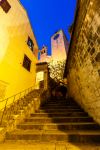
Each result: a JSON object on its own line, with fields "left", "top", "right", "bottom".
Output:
{"left": 48, "top": 59, "right": 66, "bottom": 82}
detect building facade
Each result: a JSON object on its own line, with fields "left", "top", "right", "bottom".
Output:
{"left": 0, "top": 0, "right": 39, "bottom": 106}
{"left": 51, "top": 30, "right": 69, "bottom": 61}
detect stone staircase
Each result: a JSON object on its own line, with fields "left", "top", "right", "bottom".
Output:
{"left": 5, "top": 98, "right": 100, "bottom": 144}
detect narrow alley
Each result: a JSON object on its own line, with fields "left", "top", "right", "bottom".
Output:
{"left": 0, "top": 0, "right": 100, "bottom": 149}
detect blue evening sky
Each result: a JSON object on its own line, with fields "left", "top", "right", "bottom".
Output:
{"left": 20, "top": 0, "right": 77, "bottom": 55}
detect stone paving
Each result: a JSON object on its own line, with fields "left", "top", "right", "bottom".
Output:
{"left": 0, "top": 142, "right": 100, "bottom": 150}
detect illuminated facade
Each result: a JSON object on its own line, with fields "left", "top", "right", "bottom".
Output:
{"left": 0, "top": 0, "right": 39, "bottom": 102}
{"left": 39, "top": 46, "right": 51, "bottom": 62}
{"left": 51, "top": 30, "right": 69, "bottom": 60}
{"left": 39, "top": 30, "right": 69, "bottom": 63}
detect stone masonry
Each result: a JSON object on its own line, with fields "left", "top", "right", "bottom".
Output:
{"left": 66, "top": 0, "right": 100, "bottom": 124}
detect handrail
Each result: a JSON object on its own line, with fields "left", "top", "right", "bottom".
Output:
{"left": 0, "top": 86, "right": 35, "bottom": 125}
{"left": 0, "top": 87, "right": 32, "bottom": 103}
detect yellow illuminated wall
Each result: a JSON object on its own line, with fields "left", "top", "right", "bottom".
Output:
{"left": 35, "top": 72, "right": 44, "bottom": 89}
{"left": 0, "top": 0, "right": 39, "bottom": 105}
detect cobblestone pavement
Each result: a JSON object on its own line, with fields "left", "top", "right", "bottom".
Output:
{"left": 0, "top": 142, "right": 100, "bottom": 150}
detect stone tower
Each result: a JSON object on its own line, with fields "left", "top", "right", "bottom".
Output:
{"left": 39, "top": 46, "right": 51, "bottom": 62}
{"left": 51, "top": 30, "right": 69, "bottom": 61}
{"left": 40, "top": 46, "right": 48, "bottom": 61}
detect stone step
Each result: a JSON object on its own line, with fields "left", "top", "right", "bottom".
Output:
{"left": 6, "top": 129, "right": 100, "bottom": 143}
{"left": 31, "top": 112, "right": 88, "bottom": 117}
{"left": 24, "top": 116, "right": 93, "bottom": 123}
{"left": 38, "top": 109, "right": 84, "bottom": 113}
{"left": 45, "top": 103, "right": 79, "bottom": 107}
{"left": 17, "top": 122, "right": 100, "bottom": 130}
{"left": 4, "top": 95, "right": 100, "bottom": 145}
{"left": 46, "top": 101, "right": 77, "bottom": 104}
{"left": 40, "top": 105, "right": 81, "bottom": 109}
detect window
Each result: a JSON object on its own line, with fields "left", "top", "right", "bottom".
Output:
{"left": 41, "top": 51, "right": 43, "bottom": 55}
{"left": 23, "top": 55, "right": 31, "bottom": 72}
{"left": 53, "top": 34, "right": 60, "bottom": 40}
{"left": 0, "top": 0, "right": 11, "bottom": 13}
{"left": 27, "top": 36, "right": 34, "bottom": 52}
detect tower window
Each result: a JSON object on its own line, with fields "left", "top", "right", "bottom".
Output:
{"left": 23, "top": 55, "right": 31, "bottom": 72}
{"left": 0, "top": 0, "right": 11, "bottom": 13}
{"left": 41, "top": 51, "right": 44, "bottom": 55}
{"left": 53, "top": 34, "right": 60, "bottom": 40}
{"left": 27, "top": 36, "right": 34, "bottom": 52}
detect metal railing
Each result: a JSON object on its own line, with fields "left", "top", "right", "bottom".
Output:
{"left": 0, "top": 86, "right": 35, "bottom": 125}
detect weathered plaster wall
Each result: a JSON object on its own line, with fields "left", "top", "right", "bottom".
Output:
{"left": 0, "top": 0, "right": 38, "bottom": 108}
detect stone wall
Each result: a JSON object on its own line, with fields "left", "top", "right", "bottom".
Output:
{"left": 66, "top": 0, "right": 100, "bottom": 124}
